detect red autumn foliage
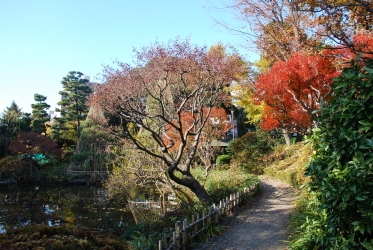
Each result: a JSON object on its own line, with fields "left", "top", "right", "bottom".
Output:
{"left": 321, "top": 32, "right": 373, "bottom": 64}
{"left": 10, "top": 132, "right": 62, "bottom": 158}
{"left": 165, "top": 107, "right": 232, "bottom": 151}
{"left": 353, "top": 31, "right": 373, "bottom": 59}
{"left": 255, "top": 52, "right": 340, "bottom": 133}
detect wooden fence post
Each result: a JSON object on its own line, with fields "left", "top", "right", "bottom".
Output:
{"left": 233, "top": 193, "right": 236, "bottom": 210}
{"left": 202, "top": 209, "right": 205, "bottom": 228}
{"left": 226, "top": 196, "right": 229, "bottom": 213}
{"left": 196, "top": 213, "right": 200, "bottom": 234}
{"left": 218, "top": 200, "right": 222, "bottom": 215}
{"left": 208, "top": 206, "right": 212, "bottom": 226}
{"left": 213, "top": 204, "right": 218, "bottom": 221}
{"left": 191, "top": 214, "right": 195, "bottom": 234}
{"left": 164, "top": 234, "right": 167, "bottom": 249}
{"left": 173, "top": 231, "right": 176, "bottom": 249}
{"left": 183, "top": 218, "right": 187, "bottom": 250}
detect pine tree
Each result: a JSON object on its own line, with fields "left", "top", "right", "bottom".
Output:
{"left": 54, "top": 71, "right": 92, "bottom": 146}
{"left": 31, "top": 93, "right": 50, "bottom": 135}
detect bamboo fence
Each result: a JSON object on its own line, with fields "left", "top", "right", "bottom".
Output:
{"left": 158, "top": 182, "right": 260, "bottom": 250}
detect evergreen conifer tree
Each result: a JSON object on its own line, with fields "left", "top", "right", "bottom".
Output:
{"left": 53, "top": 71, "right": 92, "bottom": 150}
{"left": 31, "top": 93, "right": 50, "bottom": 135}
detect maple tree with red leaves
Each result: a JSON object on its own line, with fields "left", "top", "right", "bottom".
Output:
{"left": 10, "top": 132, "right": 62, "bottom": 174}
{"left": 165, "top": 107, "right": 232, "bottom": 149}
{"left": 255, "top": 52, "right": 339, "bottom": 144}
{"left": 164, "top": 107, "right": 232, "bottom": 180}
{"left": 198, "top": 107, "right": 233, "bottom": 181}
{"left": 90, "top": 39, "right": 245, "bottom": 204}
{"left": 352, "top": 31, "right": 373, "bottom": 59}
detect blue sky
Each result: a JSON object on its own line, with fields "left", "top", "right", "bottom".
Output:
{"left": 0, "top": 0, "right": 258, "bottom": 114}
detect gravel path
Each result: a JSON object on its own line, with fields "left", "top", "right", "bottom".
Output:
{"left": 194, "top": 176, "right": 296, "bottom": 250}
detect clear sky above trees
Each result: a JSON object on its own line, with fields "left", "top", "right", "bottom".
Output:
{"left": 0, "top": 0, "right": 258, "bottom": 114}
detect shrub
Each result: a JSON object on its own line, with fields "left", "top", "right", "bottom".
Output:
{"left": 0, "top": 224, "right": 133, "bottom": 249}
{"left": 0, "top": 156, "right": 29, "bottom": 182}
{"left": 292, "top": 58, "right": 373, "bottom": 249}
{"left": 229, "top": 131, "right": 278, "bottom": 174}
{"left": 215, "top": 154, "right": 230, "bottom": 166}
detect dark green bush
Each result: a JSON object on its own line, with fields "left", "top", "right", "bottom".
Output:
{"left": 215, "top": 154, "right": 231, "bottom": 165}
{"left": 230, "top": 131, "right": 278, "bottom": 174}
{"left": 292, "top": 58, "right": 373, "bottom": 249}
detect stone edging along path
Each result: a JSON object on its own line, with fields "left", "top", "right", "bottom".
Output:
{"left": 194, "top": 176, "right": 296, "bottom": 250}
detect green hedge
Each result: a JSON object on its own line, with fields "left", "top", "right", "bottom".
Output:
{"left": 290, "top": 58, "right": 373, "bottom": 249}
{"left": 215, "top": 154, "right": 231, "bottom": 165}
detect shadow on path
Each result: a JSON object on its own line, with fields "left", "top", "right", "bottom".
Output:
{"left": 194, "top": 176, "right": 296, "bottom": 250}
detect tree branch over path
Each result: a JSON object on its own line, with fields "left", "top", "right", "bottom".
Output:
{"left": 90, "top": 39, "right": 246, "bottom": 204}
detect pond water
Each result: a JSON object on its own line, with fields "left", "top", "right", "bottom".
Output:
{"left": 0, "top": 185, "right": 136, "bottom": 233}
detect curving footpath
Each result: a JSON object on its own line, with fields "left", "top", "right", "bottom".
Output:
{"left": 194, "top": 176, "right": 296, "bottom": 250}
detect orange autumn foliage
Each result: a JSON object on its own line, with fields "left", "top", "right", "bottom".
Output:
{"left": 255, "top": 52, "right": 340, "bottom": 133}
{"left": 164, "top": 107, "right": 232, "bottom": 151}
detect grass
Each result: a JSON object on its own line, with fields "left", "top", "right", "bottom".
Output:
{"left": 192, "top": 167, "right": 259, "bottom": 203}
{"left": 263, "top": 142, "right": 313, "bottom": 188}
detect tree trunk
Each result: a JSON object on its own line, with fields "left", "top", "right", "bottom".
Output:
{"left": 282, "top": 129, "right": 292, "bottom": 147}
{"left": 190, "top": 178, "right": 212, "bottom": 205}
{"left": 168, "top": 169, "right": 212, "bottom": 205}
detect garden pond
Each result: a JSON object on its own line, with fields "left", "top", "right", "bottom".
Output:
{"left": 0, "top": 185, "right": 137, "bottom": 233}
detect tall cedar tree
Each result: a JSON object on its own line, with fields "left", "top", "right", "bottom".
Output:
{"left": 90, "top": 40, "right": 246, "bottom": 204}
{"left": 31, "top": 94, "right": 50, "bottom": 135}
{"left": 55, "top": 71, "right": 92, "bottom": 144}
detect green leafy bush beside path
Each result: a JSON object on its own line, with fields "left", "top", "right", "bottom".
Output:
{"left": 291, "top": 58, "right": 373, "bottom": 249}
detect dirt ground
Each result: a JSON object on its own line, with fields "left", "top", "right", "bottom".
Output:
{"left": 193, "top": 176, "right": 296, "bottom": 250}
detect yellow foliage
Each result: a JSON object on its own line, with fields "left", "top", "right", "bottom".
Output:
{"left": 233, "top": 84, "right": 265, "bottom": 123}
{"left": 254, "top": 57, "right": 272, "bottom": 73}
{"left": 208, "top": 43, "right": 226, "bottom": 56}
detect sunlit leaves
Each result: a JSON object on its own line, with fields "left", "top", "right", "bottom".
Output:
{"left": 255, "top": 52, "right": 339, "bottom": 133}
{"left": 300, "top": 58, "right": 373, "bottom": 248}
{"left": 302, "top": 0, "right": 373, "bottom": 53}
{"left": 90, "top": 39, "right": 246, "bottom": 204}
{"left": 353, "top": 31, "right": 373, "bottom": 58}
{"left": 233, "top": 84, "right": 265, "bottom": 124}
{"left": 164, "top": 107, "right": 232, "bottom": 151}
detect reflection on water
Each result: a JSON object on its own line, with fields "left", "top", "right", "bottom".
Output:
{"left": 0, "top": 185, "right": 135, "bottom": 233}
